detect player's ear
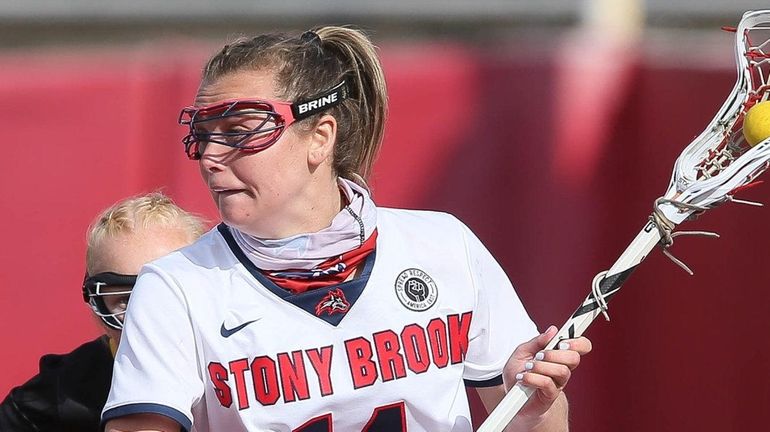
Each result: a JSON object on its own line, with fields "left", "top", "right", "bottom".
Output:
{"left": 307, "top": 114, "right": 337, "bottom": 167}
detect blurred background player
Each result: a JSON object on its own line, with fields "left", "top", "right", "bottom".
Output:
{"left": 0, "top": 193, "right": 206, "bottom": 432}
{"left": 102, "top": 26, "right": 591, "bottom": 432}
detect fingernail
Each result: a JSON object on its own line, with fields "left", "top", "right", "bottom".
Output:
{"left": 558, "top": 342, "right": 570, "bottom": 350}
{"left": 516, "top": 373, "right": 524, "bottom": 381}
{"left": 535, "top": 352, "right": 545, "bottom": 361}
{"left": 545, "top": 325, "right": 557, "bottom": 334}
{"left": 525, "top": 361, "right": 534, "bottom": 370}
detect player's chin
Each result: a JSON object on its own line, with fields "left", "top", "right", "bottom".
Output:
{"left": 214, "top": 190, "right": 250, "bottom": 209}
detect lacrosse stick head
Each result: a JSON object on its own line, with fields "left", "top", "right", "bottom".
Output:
{"left": 658, "top": 10, "right": 770, "bottom": 225}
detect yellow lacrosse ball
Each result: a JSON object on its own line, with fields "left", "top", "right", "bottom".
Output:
{"left": 743, "top": 100, "right": 770, "bottom": 146}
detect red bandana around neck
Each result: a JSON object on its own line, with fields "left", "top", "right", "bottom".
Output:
{"left": 262, "top": 229, "right": 378, "bottom": 294}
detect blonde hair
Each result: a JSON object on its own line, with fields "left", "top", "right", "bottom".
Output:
{"left": 86, "top": 192, "right": 207, "bottom": 273}
{"left": 200, "top": 25, "right": 388, "bottom": 183}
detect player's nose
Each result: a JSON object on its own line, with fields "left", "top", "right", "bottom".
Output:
{"left": 198, "top": 141, "right": 235, "bottom": 171}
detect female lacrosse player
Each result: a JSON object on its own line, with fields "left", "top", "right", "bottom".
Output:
{"left": 0, "top": 193, "right": 205, "bottom": 432}
{"left": 103, "top": 27, "right": 591, "bottom": 432}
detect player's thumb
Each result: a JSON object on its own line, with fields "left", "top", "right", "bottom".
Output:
{"left": 514, "top": 325, "right": 558, "bottom": 359}
{"left": 539, "top": 325, "right": 558, "bottom": 345}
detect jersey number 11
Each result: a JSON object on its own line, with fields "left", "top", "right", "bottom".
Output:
{"left": 294, "top": 401, "right": 406, "bottom": 431}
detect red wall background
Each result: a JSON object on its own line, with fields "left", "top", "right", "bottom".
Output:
{"left": 1, "top": 37, "right": 769, "bottom": 431}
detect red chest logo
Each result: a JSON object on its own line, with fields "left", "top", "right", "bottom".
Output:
{"left": 315, "top": 288, "right": 350, "bottom": 316}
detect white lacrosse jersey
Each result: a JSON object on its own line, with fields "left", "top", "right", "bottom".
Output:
{"left": 102, "top": 208, "right": 538, "bottom": 432}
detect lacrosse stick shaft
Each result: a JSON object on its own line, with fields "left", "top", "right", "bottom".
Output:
{"left": 477, "top": 221, "right": 663, "bottom": 432}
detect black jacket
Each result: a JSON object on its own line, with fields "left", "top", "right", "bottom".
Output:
{"left": 0, "top": 336, "right": 113, "bottom": 432}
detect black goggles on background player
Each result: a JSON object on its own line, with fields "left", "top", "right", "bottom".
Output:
{"left": 82, "top": 272, "right": 137, "bottom": 330}
{"left": 178, "top": 81, "right": 348, "bottom": 160}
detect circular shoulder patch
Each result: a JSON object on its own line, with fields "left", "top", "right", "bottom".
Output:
{"left": 394, "top": 268, "right": 438, "bottom": 311}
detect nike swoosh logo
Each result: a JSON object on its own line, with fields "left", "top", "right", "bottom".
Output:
{"left": 220, "top": 319, "right": 259, "bottom": 338}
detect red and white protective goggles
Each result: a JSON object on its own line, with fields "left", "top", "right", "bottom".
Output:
{"left": 178, "top": 81, "right": 347, "bottom": 159}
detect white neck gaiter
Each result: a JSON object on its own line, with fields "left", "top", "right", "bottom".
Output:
{"left": 231, "top": 177, "right": 377, "bottom": 271}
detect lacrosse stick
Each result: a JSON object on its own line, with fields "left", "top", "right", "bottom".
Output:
{"left": 478, "top": 9, "right": 770, "bottom": 432}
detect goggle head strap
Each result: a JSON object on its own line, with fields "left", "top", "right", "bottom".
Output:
{"left": 82, "top": 271, "right": 138, "bottom": 302}
{"left": 292, "top": 81, "right": 348, "bottom": 120}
